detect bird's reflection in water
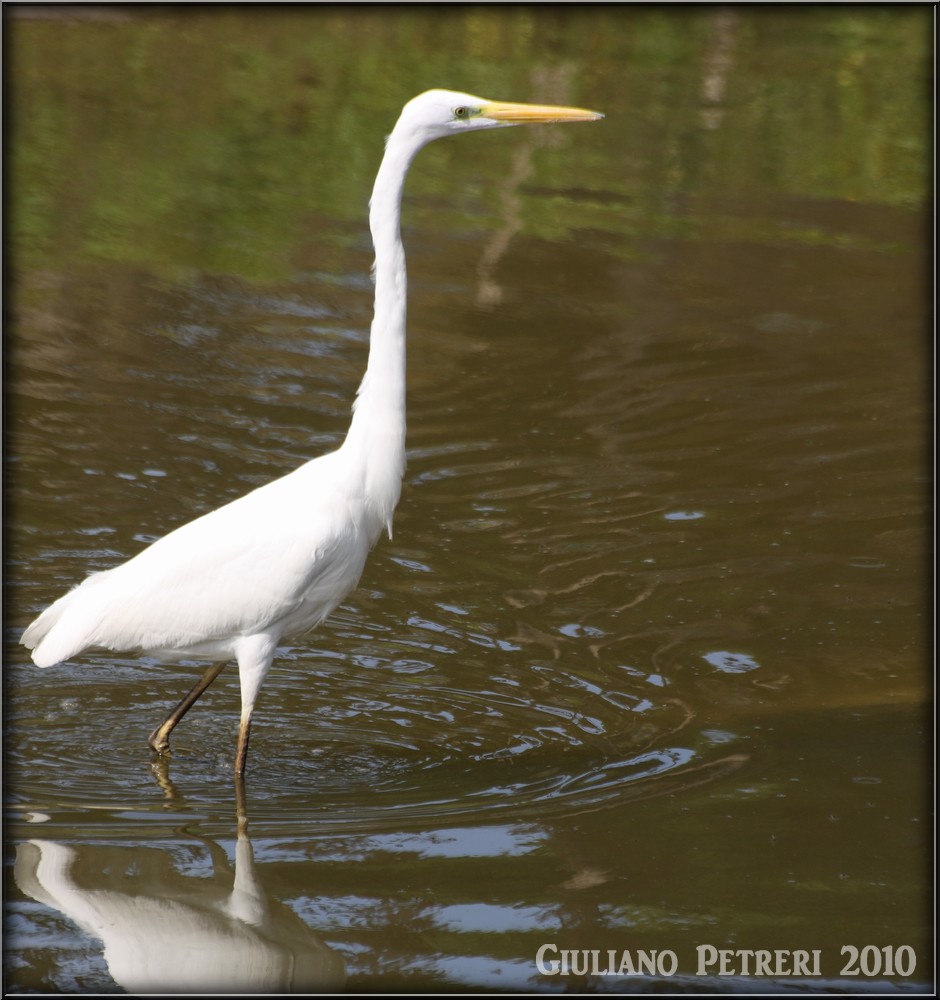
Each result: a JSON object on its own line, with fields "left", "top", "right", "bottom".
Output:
{"left": 13, "top": 788, "right": 344, "bottom": 994}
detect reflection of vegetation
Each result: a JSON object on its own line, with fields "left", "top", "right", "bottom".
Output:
{"left": 8, "top": 6, "right": 929, "bottom": 281}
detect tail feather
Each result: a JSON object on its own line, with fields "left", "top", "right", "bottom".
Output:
{"left": 22, "top": 600, "right": 87, "bottom": 668}
{"left": 21, "top": 573, "right": 111, "bottom": 668}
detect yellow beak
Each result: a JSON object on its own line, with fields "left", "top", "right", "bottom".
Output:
{"left": 482, "top": 100, "right": 604, "bottom": 124}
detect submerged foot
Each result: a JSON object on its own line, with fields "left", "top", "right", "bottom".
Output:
{"left": 147, "top": 728, "right": 171, "bottom": 756}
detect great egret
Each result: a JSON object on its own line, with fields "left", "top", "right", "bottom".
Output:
{"left": 21, "top": 89, "right": 603, "bottom": 775}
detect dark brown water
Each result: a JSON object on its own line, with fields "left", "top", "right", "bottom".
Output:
{"left": 4, "top": 6, "right": 931, "bottom": 994}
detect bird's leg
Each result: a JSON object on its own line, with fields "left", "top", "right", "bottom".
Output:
{"left": 148, "top": 661, "right": 228, "bottom": 755}
{"left": 232, "top": 639, "right": 274, "bottom": 777}
{"left": 234, "top": 710, "right": 252, "bottom": 777}
{"left": 234, "top": 770, "right": 249, "bottom": 834}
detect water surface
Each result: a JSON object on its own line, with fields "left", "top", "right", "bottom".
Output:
{"left": 4, "top": 6, "right": 931, "bottom": 993}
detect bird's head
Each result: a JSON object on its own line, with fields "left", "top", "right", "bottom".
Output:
{"left": 392, "top": 89, "right": 604, "bottom": 145}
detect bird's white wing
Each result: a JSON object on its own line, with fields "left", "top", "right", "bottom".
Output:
{"left": 23, "top": 454, "right": 376, "bottom": 667}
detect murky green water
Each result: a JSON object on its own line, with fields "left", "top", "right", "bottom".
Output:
{"left": 4, "top": 6, "right": 931, "bottom": 994}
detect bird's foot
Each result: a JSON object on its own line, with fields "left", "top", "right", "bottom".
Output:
{"left": 147, "top": 728, "right": 171, "bottom": 756}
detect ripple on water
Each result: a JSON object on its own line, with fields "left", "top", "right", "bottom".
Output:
{"left": 8, "top": 645, "right": 749, "bottom": 836}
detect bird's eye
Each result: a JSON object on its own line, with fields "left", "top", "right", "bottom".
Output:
{"left": 453, "top": 106, "right": 469, "bottom": 119}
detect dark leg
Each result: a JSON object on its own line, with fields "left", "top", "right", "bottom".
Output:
{"left": 234, "top": 714, "right": 251, "bottom": 776}
{"left": 148, "top": 661, "right": 227, "bottom": 755}
{"left": 234, "top": 769, "right": 249, "bottom": 833}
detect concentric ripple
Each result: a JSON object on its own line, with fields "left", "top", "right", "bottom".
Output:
{"left": 6, "top": 642, "right": 748, "bottom": 835}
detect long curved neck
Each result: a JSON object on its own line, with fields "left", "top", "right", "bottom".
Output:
{"left": 342, "top": 129, "right": 421, "bottom": 537}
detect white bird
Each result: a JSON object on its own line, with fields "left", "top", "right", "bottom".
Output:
{"left": 21, "top": 89, "right": 603, "bottom": 775}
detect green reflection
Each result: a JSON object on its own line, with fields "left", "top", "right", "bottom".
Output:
{"left": 7, "top": 6, "right": 929, "bottom": 282}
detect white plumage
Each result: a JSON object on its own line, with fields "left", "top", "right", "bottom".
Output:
{"left": 25, "top": 454, "right": 374, "bottom": 665}
{"left": 21, "top": 89, "right": 603, "bottom": 775}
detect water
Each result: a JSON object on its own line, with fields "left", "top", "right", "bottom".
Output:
{"left": 4, "top": 6, "right": 931, "bottom": 994}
